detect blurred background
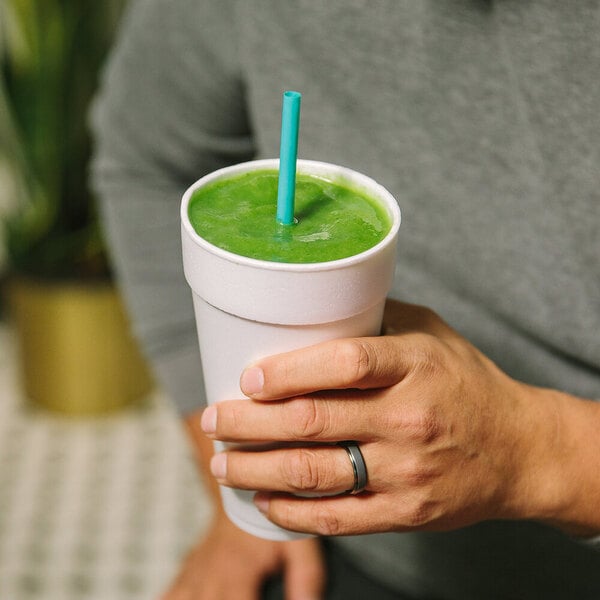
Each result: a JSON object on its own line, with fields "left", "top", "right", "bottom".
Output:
{"left": 0, "top": 2, "right": 210, "bottom": 598}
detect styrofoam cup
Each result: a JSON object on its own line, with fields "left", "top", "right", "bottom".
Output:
{"left": 181, "top": 159, "right": 401, "bottom": 540}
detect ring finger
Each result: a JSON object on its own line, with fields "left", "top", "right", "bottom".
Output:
{"left": 211, "top": 444, "right": 374, "bottom": 496}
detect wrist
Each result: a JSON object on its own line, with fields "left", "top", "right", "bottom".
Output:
{"left": 542, "top": 391, "right": 600, "bottom": 536}
{"left": 509, "top": 385, "right": 600, "bottom": 536}
{"left": 501, "top": 383, "right": 563, "bottom": 522}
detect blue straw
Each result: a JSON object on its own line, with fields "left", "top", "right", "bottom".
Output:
{"left": 276, "top": 91, "right": 302, "bottom": 225}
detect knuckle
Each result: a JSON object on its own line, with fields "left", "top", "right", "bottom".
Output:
{"left": 276, "top": 502, "right": 299, "bottom": 532}
{"left": 389, "top": 405, "right": 444, "bottom": 445}
{"left": 314, "top": 505, "right": 345, "bottom": 537}
{"left": 410, "top": 333, "right": 459, "bottom": 381}
{"left": 287, "top": 398, "right": 330, "bottom": 440}
{"left": 399, "top": 493, "right": 439, "bottom": 529}
{"left": 281, "top": 449, "right": 322, "bottom": 492}
{"left": 406, "top": 500, "right": 436, "bottom": 528}
{"left": 402, "top": 455, "right": 439, "bottom": 487}
{"left": 407, "top": 407, "right": 444, "bottom": 444}
{"left": 333, "top": 338, "right": 373, "bottom": 387}
{"left": 394, "top": 461, "right": 443, "bottom": 529}
{"left": 409, "top": 336, "right": 441, "bottom": 379}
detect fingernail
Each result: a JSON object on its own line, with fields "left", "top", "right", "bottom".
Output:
{"left": 240, "top": 366, "right": 264, "bottom": 395}
{"left": 253, "top": 492, "right": 270, "bottom": 514}
{"left": 210, "top": 453, "right": 227, "bottom": 479}
{"left": 201, "top": 406, "right": 217, "bottom": 434}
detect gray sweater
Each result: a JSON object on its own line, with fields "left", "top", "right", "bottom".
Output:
{"left": 91, "top": 1, "right": 600, "bottom": 598}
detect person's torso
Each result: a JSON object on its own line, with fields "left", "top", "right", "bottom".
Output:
{"left": 227, "top": 2, "right": 600, "bottom": 597}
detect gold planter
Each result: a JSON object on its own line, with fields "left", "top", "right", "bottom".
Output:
{"left": 7, "top": 278, "right": 153, "bottom": 414}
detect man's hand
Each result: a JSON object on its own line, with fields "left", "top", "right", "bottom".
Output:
{"left": 161, "top": 411, "right": 325, "bottom": 599}
{"left": 161, "top": 514, "right": 324, "bottom": 600}
{"left": 200, "top": 300, "right": 600, "bottom": 537}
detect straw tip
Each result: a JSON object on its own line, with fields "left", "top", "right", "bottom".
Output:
{"left": 284, "top": 90, "right": 302, "bottom": 100}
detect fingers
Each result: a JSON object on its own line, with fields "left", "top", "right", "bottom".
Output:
{"left": 240, "top": 336, "right": 410, "bottom": 401}
{"left": 211, "top": 445, "right": 367, "bottom": 495}
{"left": 283, "top": 539, "right": 326, "bottom": 600}
{"left": 201, "top": 393, "right": 381, "bottom": 443}
{"left": 254, "top": 492, "right": 392, "bottom": 537}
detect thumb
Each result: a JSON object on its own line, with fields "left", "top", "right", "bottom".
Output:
{"left": 283, "top": 539, "right": 326, "bottom": 600}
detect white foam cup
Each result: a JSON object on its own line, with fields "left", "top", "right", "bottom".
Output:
{"left": 181, "top": 159, "right": 400, "bottom": 540}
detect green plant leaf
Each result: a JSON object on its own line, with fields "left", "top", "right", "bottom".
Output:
{"left": 1, "top": 0, "right": 127, "bottom": 279}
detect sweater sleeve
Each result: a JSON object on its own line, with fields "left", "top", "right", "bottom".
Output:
{"left": 90, "top": 0, "right": 254, "bottom": 414}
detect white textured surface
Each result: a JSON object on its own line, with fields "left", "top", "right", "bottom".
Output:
{"left": 0, "top": 323, "right": 212, "bottom": 600}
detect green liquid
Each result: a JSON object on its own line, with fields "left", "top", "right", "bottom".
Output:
{"left": 188, "top": 169, "right": 391, "bottom": 263}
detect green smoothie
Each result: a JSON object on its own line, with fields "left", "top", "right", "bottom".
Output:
{"left": 188, "top": 169, "right": 391, "bottom": 263}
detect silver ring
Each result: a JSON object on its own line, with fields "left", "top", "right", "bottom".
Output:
{"left": 339, "top": 442, "right": 368, "bottom": 495}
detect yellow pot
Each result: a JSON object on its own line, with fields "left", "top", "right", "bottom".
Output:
{"left": 7, "top": 278, "right": 154, "bottom": 414}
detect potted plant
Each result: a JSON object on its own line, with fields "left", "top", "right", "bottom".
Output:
{"left": 0, "top": 0, "right": 153, "bottom": 413}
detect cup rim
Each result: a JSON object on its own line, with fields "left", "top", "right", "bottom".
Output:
{"left": 181, "top": 158, "right": 401, "bottom": 272}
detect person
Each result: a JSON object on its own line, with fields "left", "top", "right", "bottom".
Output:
{"left": 90, "top": 1, "right": 600, "bottom": 598}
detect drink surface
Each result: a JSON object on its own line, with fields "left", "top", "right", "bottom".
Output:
{"left": 188, "top": 169, "right": 391, "bottom": 263}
